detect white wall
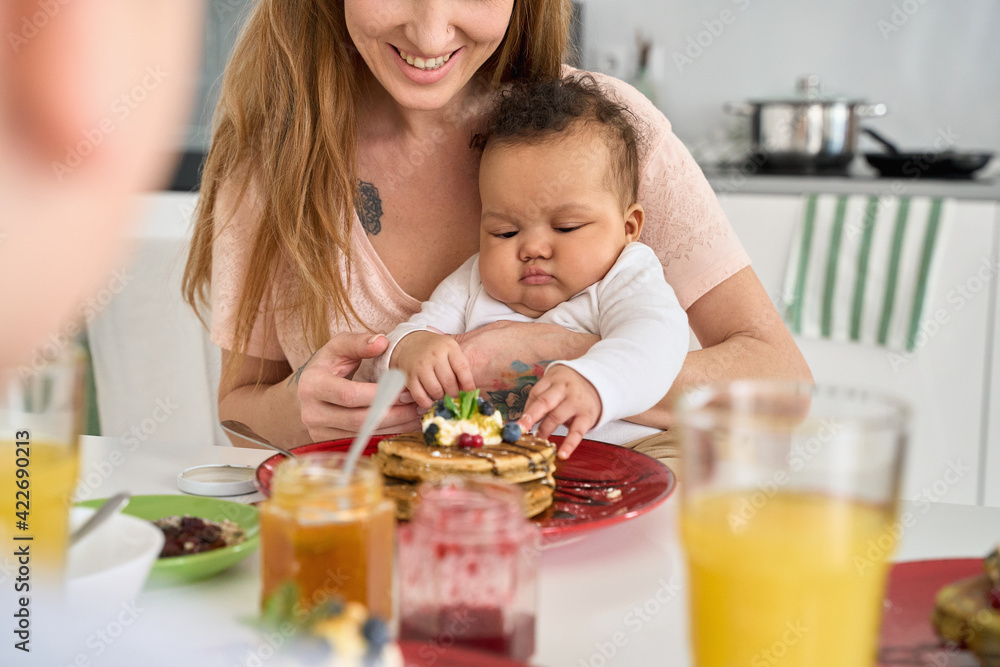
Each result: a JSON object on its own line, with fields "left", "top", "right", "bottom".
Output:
{"left": 580, "top": 0, "right": 1000, "bottom": 156}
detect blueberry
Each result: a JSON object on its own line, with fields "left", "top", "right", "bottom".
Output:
{"left": 502, "top": 422, "right": 522, "bottom": 443}
{"left": 434, "top": 405, "right": 455, "bottom": 419}
{"left": 362, "top": 616, "right": 391, "bottom": 650}
{"left": 423, "top": 423, "right": 439, "bottom": 444}
{"left": 316, "top": 597, "right": 344, "bottom": 617}
{"left": 477, "top": 398, "right": 496, "bottom": 416}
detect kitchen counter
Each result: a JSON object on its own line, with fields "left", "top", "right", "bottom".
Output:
{"left": 703, "top": 164, "right": 1000, "bottom": 201}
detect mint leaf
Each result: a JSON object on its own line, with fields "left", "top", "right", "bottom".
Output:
{"left": 459, "top": 389, "right": 478, "bottom": 420}
{"left": 443, "top": 395, "right": 460, "bottom": 416}
{"left": 260, "top": 582, "right": 300, "bottom": 629}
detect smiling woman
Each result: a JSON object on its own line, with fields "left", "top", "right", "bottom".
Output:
{"left": 182, "top": 0, "right": 810, "bottom": 450}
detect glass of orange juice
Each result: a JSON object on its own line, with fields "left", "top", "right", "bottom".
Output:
{"left": 0, "top": 344, "right": 85, "bottom": 584}
{"left": 676, "top": 381, "right": 909, "bottom": 667}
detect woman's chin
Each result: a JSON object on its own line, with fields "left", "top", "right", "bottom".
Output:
{"left": 382, "top": 83, "right": 467, "bottom": 113}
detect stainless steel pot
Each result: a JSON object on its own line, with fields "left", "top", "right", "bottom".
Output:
{"left": 725, "top": 75, "right": 887, "bottom": 170}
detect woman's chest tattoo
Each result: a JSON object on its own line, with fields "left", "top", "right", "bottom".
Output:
{"left": 355, "top": 180, "right": 383, "bottom": 236}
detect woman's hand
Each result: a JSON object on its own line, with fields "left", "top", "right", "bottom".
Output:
{"left": 219, "top": 333, "right": 421, "bottom": 449}
{"left": 453, "top": 321, "right": 599, "bottom": 409}
{"left": 294, "top": 333, "right": 422, "bottom": 442}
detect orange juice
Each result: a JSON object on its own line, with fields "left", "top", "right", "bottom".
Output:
{"left": 259, "top": 454, "right": 395, "bottom": 620}
{"left": 681, "top": 491, "right": 896, "bottom": 667}
{"left": 0, "top": 440, "right": 79, "bottom": 575}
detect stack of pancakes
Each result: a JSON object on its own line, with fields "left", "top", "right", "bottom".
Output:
{"left": 933, "top": 546, "right": 1000, "bottom": 665}
{"left": 372, "top": 432, "right": 557, "bottom": 520}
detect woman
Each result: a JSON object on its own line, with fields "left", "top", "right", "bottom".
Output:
{"left": 183, "top": 0, "right": 811, "bottom": 448}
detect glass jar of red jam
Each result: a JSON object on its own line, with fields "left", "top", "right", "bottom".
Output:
{"left": 259, "top": 453, "right": 395, "bottom": 622}
{"left": 398, "top": 477, "right": 539, "bottom": 661}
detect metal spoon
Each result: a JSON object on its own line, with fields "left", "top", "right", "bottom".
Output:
{"left": 70, "top": 492, "right": 131, "bottom": 547}
{"left": 340, "top": 369, "right": 407, "bottom": 486}
{"left": 220, "top": 420, "right": 299, "bottom": 458}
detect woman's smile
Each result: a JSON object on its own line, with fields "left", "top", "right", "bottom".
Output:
{"left": 390, "top": 44, "right": 461, "bottom": 84}
{"left": 345, "top": 0, "right": 514, "bottom": 112}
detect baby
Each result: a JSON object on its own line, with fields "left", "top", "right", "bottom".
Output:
{"left": 374, "top": 75, "right": 689, "bottom": 458}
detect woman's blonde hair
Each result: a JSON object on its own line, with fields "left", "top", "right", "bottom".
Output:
{"left": 182, "top": 0, "right": 570, "bottom": 381}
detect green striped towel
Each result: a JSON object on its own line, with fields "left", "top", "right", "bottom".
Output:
{"left": 782, "top": 194, "right": 950, "bottom": 352}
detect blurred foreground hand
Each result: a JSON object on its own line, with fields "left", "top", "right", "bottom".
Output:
{"left": 1, "top": 0, "right": 202, "bottom": 369}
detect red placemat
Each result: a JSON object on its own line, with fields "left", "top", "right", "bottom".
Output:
{"left": 878, "top": 558, "right": 985, "bottom": 666}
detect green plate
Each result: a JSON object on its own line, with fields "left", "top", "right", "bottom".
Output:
{"left": 77, "top": 494, "right": 260, "bottom": 584}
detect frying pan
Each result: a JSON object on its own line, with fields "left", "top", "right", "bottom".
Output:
{"left": 862, "top": 127, "right": 993, "bottom": 179}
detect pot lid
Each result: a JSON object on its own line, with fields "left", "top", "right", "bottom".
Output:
{"left": 747, "top": 75, "right": 865, "bottom": 105}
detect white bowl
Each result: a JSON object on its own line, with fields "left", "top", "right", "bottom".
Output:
{"left": 66, "top": 506, "right": 164, "bottom": 607}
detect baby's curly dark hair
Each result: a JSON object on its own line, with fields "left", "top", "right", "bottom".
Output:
{"left": 471, "top": 75, "right": 640, "bottom": 207}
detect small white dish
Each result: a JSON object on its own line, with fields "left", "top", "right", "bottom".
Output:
{"left": 176, "top": 464, "right": 257, "bottom": 497}
{"left": 66, "top": 507, "right": 163, "bottom": 607}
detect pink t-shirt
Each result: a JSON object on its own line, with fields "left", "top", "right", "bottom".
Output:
{"left": 210, "top": 71, "right": 750, "bottom": 370}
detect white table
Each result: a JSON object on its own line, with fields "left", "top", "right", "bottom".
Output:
{"left": 61, "top": 436, "right": 1000, "bottom": 667}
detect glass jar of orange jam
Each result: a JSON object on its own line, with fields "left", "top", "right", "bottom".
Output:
{"left": 259, "top": 453, "right": 395, "bottom": 621}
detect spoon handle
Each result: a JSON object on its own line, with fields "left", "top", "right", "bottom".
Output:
{"left": 70, "top": 491, "right": 131, "bottom": 547}
{"left": 341, "top": 369, "right": 408, "bottom": 484}
{"left": 220, "top": 420, "right": 298, "bottom": 458}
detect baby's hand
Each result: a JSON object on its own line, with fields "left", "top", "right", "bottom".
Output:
{"left": 390, "top": 332, "right": 475, "bottom": 408}
{"left": 517, "top": 365, "right": 601, "bottom": 460}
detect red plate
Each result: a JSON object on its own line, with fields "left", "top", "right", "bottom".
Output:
{"left": 255, "top": 435, "right": 675, "bottom": 544}
{"left": 878, "top": 558, "right": 985, "bottom": 666}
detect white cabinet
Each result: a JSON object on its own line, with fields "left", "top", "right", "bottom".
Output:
{"left": 719, "top": 193, "right": 999, "bottom": 507}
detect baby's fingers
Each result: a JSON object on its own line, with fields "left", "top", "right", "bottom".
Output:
{"left": 517, "top": 381, "right": 561, "bottom": 431}
{"left": 557, "top": 430, "right": 584, "bottom": 460}
{"left": 408, "top": 374, "right": 436, "bottom": 409}
{"left": 447, "top": 349, "right": 477, "bottom": 393}
{"left": 557, "top": 417, "right": 593, "bottom": 459}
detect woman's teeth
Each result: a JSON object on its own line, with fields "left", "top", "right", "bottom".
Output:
{"left": 397, "top": 49, "right": 451, "bottom": 71}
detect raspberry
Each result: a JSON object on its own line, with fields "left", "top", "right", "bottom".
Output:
{"left": 502, "top": 422, "right": 521, "bottom": 443}
{"left": 458, "top": 433, "right": 484, "bottom": 448}
{"left": 990, "top": 588, "right": 1000, "bottom": 610}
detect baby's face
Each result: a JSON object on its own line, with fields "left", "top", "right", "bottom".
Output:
{"left": 478, "top": 127, "right": 642, "bottom": 318}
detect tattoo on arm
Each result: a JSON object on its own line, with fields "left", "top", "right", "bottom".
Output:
{"left": 486, "top": 360, "right": 551, "bottom": 421}
{"left": 355, "top": 180, "right": 384, "bottom": 236}
{"left": 288, "top": 350, "right": 319, "bottom": 387}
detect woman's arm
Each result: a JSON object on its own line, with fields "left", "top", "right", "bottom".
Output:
{"left": 627, "top": 266, "right": 813, "bottom": 430}
{"left": 218, "top": 334, "right": 422, "bottom": 448}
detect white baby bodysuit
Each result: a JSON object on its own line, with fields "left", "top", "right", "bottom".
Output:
{"left": 375, "top": 242, "right": 689, "bottom": 444}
